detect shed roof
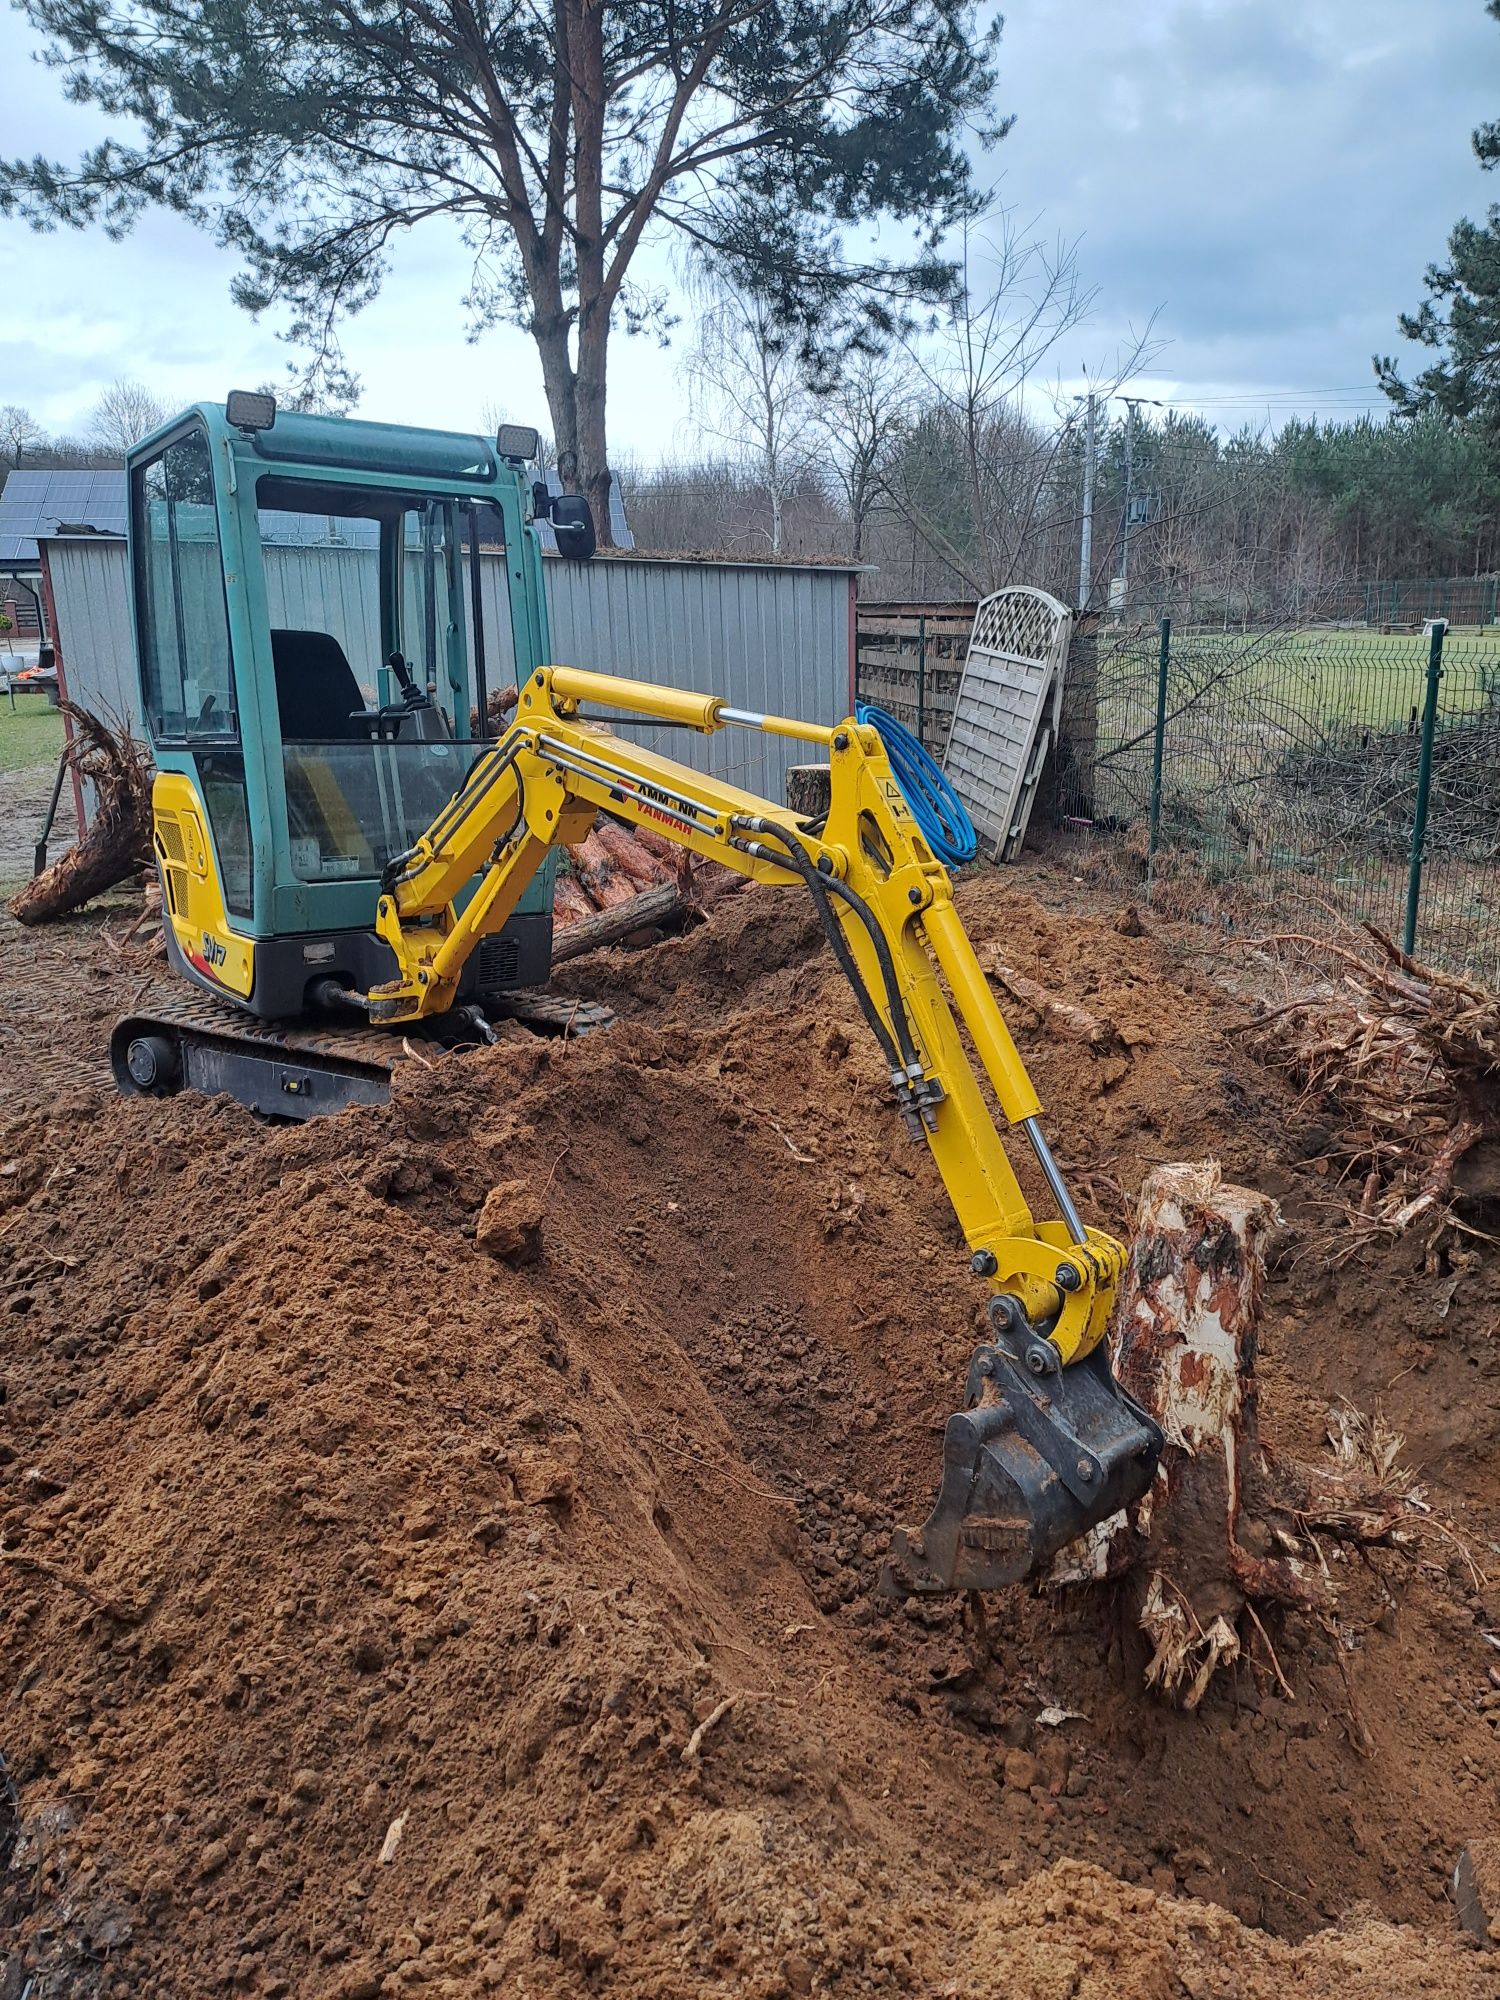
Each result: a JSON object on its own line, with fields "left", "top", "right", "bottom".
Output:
{"left": 0, "top": 470, "right": 128, "bottom": 564}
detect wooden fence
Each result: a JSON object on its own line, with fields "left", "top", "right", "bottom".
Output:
{"left": 854, "top": 601, "right": 978, "bottom": 757}
{"left": 856, "top": 599, "right": 1102, "bottom": 830}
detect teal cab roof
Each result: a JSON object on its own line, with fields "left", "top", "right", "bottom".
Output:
{"left": 131, "top": 403, "right": 508, "bottom": 493}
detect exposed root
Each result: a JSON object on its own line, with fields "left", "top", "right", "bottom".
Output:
{"left": 8, "top": 702, "right": 154, "bottom": 925}
{"left": 1245, "top": 927, "right": 1499, "bottom": 1259}
{"left": 1139, "top": 1573, "right": 1241, "bottom": 1709}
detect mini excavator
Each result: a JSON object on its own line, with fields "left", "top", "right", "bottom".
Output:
{"left": 111, "top": 394, "right": 1163, "bottom": 1594}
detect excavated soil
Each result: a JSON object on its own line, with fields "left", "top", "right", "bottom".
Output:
{"left": 3, "top": 863, "right": 1500, "bottom": 1997}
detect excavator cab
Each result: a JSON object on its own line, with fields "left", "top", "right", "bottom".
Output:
{"left": 123, "top": 395, "right": 581, "bottom": 1023}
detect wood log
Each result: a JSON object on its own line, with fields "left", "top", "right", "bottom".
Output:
{"left": 9, "top": 705, "right": 153, "bottom": 926}
{"left": 981, "top": 953, "right": 1124, "bottom": 1051}
{"left": 611, "top": 820, "right": 750, "bottom": 913}
{"left": 593, "top": 819, "right": 674, "bottom": 888}
{"left": 785, "top": 764, "right": 832, "bottom": 818}
{"left": 1054, "top": 1161, "right": 1412, "bottom": 1708}
{"left": 552, "top": 872, "right": 595, "bottom": 927}
{"left": 550, "top": 882, "right": 684, "bottom": 963}
{"left": 630, "top": 825, "right": 686, "bottom": 873}
{"left": 573, "top": 830, "right": 644, "bottom": 911}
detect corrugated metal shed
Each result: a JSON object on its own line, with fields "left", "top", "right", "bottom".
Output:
{"left": 548, "top": 555, "right": 855, "bottom": 799}
{"left": 42, "top": 538, "right": 857, "bottom": 824}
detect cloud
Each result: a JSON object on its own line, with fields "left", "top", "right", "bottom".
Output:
{"left": 0, "top": 0, "right": 1494, "bottom": 447}
{"left": 986, "top": 0, "right": 1498, "bottom": 422}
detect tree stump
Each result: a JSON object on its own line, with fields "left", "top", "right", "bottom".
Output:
{"left": 1054, "top": 1162, "right": 1412, "bottom": 1708}
{"left": 785, "top": 764, "right": 832, "bottom": 818}
{"left": 9, "top": 705, "right": 153, "bottom": 925}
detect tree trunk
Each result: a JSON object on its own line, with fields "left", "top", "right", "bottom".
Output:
{"left": 566, "top": 0, "right": 614, "bottom": 550}
{"left": 571, "top": 318, "right": 612, "bottom": 546}
{"left": 533, "top": 309, "right": 580, "bottom": 482}
{"left": 1054, "top": 1162, "right": 1413, "bottom": 1708}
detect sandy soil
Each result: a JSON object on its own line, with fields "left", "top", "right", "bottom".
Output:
{"left": 1, "top": 856, "right": 1497, "bottom": 1997}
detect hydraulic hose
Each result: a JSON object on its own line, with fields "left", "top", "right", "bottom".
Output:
{"left": 854, "top": 703, "right": 976, "bottom": 867}
{"left": 737, "top": 822, "right": 905, "bottom": 1081}
{"left": 746, "top": 818, "right": 921, "bottom": 1073}
{"left": 736, "top": 816, "right": 931, "bottom": 1117}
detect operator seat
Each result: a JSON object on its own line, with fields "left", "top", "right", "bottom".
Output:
{"left": 270, "top": 628, "right": 370, "bottom": 741}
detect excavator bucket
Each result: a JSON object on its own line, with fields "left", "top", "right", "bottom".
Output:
{"left": 884, "top": 1324, "right": 1164, "bottom": 1595}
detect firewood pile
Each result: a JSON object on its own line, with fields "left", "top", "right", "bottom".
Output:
{"left": 1246, "top": 926, "right": 1500, "bottom": 1256}
{"left": 550, "top": 817, "right": 749, "bottom": 960}
{"left": 558, "top": 819, "right": 744, "bottom": 925}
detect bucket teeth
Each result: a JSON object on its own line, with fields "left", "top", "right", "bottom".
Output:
{"left": 883, "top": 1339, "right": 1163, "bottom": 1596}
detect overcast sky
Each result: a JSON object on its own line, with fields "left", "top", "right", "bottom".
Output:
{"left": 0, "top": 0, "right": 1494, "bottom": 454}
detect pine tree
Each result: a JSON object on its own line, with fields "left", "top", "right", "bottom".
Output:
{"left": 1, "top": 1, "right": 1007, "bottom": 542}
{"left": 1377, "top": 1, "right": 1500, "bottom": 449}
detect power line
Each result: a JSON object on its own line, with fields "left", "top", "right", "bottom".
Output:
{"left": 1143, "top": 393, "right": 1389, "bottom": 410}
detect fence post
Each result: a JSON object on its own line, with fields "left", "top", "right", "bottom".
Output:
{"left": 1146, "top": 614, "right": 1171, "bottom": 901}
{"left": 1403, "top": 619, "right": 1447, "bottom": 958}
{"left": 916, "top": 612, "right": 927, "bottom": 750}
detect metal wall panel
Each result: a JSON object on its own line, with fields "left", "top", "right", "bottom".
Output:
{"left": 44, "top": 538, "right": 855, "bottom": 811}
{"left": 42, "top": 540, "right": 135, "bottom": 728}
{"left": 545, "top": 557, "right": 852, "bottom": 801}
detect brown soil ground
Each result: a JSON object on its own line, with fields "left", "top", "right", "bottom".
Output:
{"left": 3, "top": 854, "right": 1499, "bottom": 1998}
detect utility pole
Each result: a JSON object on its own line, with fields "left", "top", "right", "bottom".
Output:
{"left": 1077, "top": 391, "right": 1097, "bottom": 612}
{"left": 1118, "top": 395, "right": 1166, "bottom": 613}
{"left": 1119, "top": 396, "right": 1139, "bottom": 606}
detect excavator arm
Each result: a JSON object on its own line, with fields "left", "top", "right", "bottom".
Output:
{"left": 368, "top": 665, "right": 1163, "bottom": 1591}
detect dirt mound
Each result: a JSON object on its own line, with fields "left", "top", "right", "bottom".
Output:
{"left": 2, "top": 877, "right": 1498, "bottom": 1996}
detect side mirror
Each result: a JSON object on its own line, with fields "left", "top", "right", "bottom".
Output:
{"left": 548, "top": 493, "right": 596, "bottom": 562}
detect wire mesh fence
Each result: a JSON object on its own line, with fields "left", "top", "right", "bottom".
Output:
{"left": 1049, "top": 615, "right": 1500, "bottom": 985}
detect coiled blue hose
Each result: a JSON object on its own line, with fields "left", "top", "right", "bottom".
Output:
{"left": 855, "top": 702, "right": 977, "bottom": 868}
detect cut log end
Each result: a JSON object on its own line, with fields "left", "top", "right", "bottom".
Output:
{"left": 785, "top": 764, "right": 832, "bottom": 819}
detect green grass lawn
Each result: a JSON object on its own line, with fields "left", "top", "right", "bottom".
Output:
{"left": 1239, "top": 626, "right": 1500, "bottom": 727}
{"left": 1095, "top": 622, "right": 1500, "bottom": 749}
{"left": 0, "top": 698, "right": 65, "bottom": 776}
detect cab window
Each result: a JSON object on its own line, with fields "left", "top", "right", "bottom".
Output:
{"left": 132, "top": 427, "right": 237, "bottom": 742}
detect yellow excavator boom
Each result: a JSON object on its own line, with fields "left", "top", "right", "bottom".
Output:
{"left": 367, "top": 665, "right": 1163, "bottom": 1591}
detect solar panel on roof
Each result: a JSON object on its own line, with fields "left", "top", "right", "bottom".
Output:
{"left": 0, "top": 470, "right": 130, "bottom": 562}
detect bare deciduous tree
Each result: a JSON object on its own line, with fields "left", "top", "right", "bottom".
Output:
{"left": 88, "top": 379, "right": 170, "bottom": 455}
{"left": 813, "top": 352, "right": 916, "bottom": 563}
{"left": 0, "top": 405, "right": 47, "bottom": 468}
{"left": 686, "top": 277, "right": 821, "bottom": 556}
{"left": 880, "top": 215, "right": 1116, "bottom": 596}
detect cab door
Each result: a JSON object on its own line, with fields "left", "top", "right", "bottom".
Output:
{"left": 131, "top": 422, "right": 256, "bottom": 997}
